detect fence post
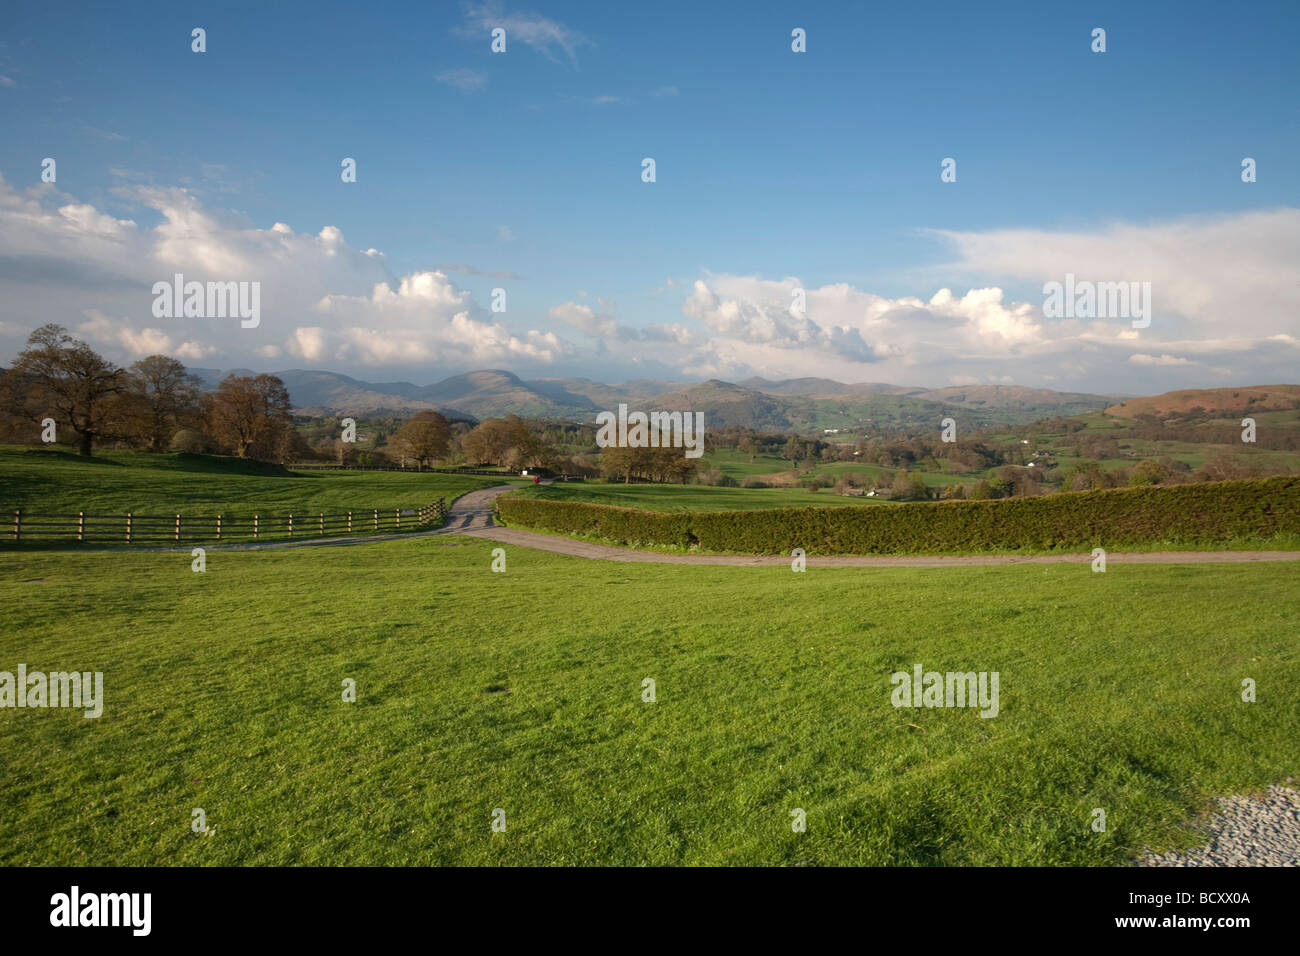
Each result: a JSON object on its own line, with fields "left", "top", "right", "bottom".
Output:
{"left": 373, "top": 509, "right": 378, "bottom": 531}
{"left": 347, "top": 511, "right": 352, "bottom": 533}
{"left": 13, "top": 508, "right": 21, "bottom": 543}
{"left": 395, "top": 509, "right": 400, "bottom": 529}
{"left": 254, "top": 514, "right": 259, "bottom": 538}
{"left": 320, "top": 513, "right": 325, "bottom": 535}
{"left": 78, "top": 511, "right": 84, "bottom": 542}
{"left": 289, "top": 513, "right": 293, "bottom": 537}
{"left": 217, "top": 515, "right": 222, "bottom": 540}
{"left": 174, "top": 513, "right": 181, "bottom": 542}
{"left": 126, "top": 512, "right": 132, "bottom": 544}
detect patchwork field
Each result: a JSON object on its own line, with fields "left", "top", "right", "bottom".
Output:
{"left": 1, "top": 538, "right": 1296, "bottom": 866}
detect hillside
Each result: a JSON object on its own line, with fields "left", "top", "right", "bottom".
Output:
{"left": 1106, "top": 385, "right": 1300, "bottom": 419}
{"left": 645, "top": 379, "right": 797, "bottom": 429}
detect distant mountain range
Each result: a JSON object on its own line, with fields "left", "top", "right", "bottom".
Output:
{"left": 186, "top": 366, "right": 1123, "bottom": 430}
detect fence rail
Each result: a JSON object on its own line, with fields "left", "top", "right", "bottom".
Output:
{"left": 7, "top": 498, "right": 446, "bottom": 545}
{"left": 289, "top": 463, "right": 514, "bottom": 476}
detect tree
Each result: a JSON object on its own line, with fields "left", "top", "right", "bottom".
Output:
{"left": 1128, "top": 459, "right": 1168, "bottom": 487}
{"left": 599, "top": 446, "right": 637, "bottom": 483}
{"left": 391, "top": 410, "right": 452, "bottom": 468}
{"left": 462, "top": 415, "right": 549, "bottom": 469}
{"left": 124, "top": 355, "right": 203, "bottom": 452}
{"left": 207, "top": 373, "right": 293, "bottom": 460}
{"left": 890, "top": 470, "right": 929, "bottom": 501}
{"left": 10, "top": 324, "right": 127, "bottom": 456}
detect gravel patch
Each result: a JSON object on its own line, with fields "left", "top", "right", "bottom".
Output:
{"left": 1136, "top": 783, "right": 1300, "bottom": 866}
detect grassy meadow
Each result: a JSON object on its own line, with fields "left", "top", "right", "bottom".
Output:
{"left": 511, "top": 480, "right": 888, "bottom": 511}
{"left": 1, "top": 538, "right": 1296, "bottom": 866}
{"left": 0, "top": 447, "right": 512, "bottom": 545}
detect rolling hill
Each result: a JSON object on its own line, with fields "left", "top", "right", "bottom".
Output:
{"left": 1105, "top": 385, "right": 1300, "bottom": 419}
{"left": 178, "top": 365, "right": 1157, "bottom": 431}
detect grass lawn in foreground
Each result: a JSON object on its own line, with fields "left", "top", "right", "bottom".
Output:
{"left": 1, "top": 539, "right": 1295, "bottom": 865}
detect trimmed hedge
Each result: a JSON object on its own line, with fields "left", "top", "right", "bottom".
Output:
{"left": 495, "top": 476, "right": 1300, "bottom": 555}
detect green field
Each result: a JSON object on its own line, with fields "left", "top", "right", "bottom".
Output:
{"left": 0, "top": 447, "right": 509, "bottom": 523}
{"left": 512, "top": 480, "right": 887, "bottom": 511}
{"left": 1, "top": 539, "right": 1296, "bottom": 865}
{"left": 699, "top": 408, "right": 1300, "bottom": 495}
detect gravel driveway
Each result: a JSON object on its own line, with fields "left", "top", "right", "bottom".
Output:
{"left": 1137, "top": 784, "right": 1300, "bottom": 867}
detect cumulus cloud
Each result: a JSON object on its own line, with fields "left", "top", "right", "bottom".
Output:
{"left": 0, "top": 172, "right": 566, "bottom": 375}
{"left": 318, "top": 270, "right": 572, "bottom": 366}
{"left": 2, "top": 166, "right": 1296, "bottom": 392}
{"left": 76, "top": 309, "right": 213, "bottom": 360}
{"left": 933, "top": 209, "right": 1300, "bottom": 340}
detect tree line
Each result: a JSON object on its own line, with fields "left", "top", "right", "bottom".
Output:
{"left": 1, "top": 324, "right": 301, "bottom": 459}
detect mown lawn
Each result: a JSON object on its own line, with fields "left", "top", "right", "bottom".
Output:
{"left": 0, "top": 447, "right": 508, "bottom": 539}
{"left": 511, "top": 480, "right": 890, "bottom": 511}
{"left": 1, "top": 539, "right": 1295, "bottom": 865}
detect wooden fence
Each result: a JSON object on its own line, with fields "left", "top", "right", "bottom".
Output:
{"left": 289, "top": 463, "right": 514, "bottom": 476}
{"left": 8, "top": 498, "right": 447, "bottom": 544}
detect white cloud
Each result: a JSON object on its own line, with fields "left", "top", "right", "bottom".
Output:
{"left": 2, "top": 167, "right": 1296, "bottom": 391}
{"left": 550, "top": 298, "right": 698, "bottom": 348}
{"left": 77, "top": 310, "right": 175, "bottom": 357}
{"left": 0, "top": 173, "right": 567, "bottom": 375}
{"left": 318, "top": 270, "right": 572, "bottom": 366}
{"left": 175, "top": 341, "right": 216, "bottom": 360}
{"left": 933, "top": 209, "right": 1300, "bottom": 340}
{"left": 460, "top": 2, "right": 590, "bottom": 65}
{"left": 288, "top": 326, "right": 328, "bottom": 362}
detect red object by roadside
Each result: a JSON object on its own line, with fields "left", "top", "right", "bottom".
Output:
{"left": 533, "top": 476, "right": 540, "bottom": 484}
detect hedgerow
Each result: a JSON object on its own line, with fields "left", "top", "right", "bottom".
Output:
{"left": 495, "top": 476, "right": 1300, "bottom": 554}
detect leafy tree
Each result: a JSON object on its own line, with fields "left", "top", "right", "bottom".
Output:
{"left": 462, "top": 415, "right": 549, "bottom": 469}
{"left": 890, "top": 470, "right": 929, "bottom": 500}
{"left": 391, "top": 410, "right": 452, "bottom": 468}
{"left": 207, "top": 373, "right": 293, "bottom": 461}
{"left": 10, "top": 324, "right": 127, "bottom": 456}
{"left": 124, "top": 355, "right": 203, "bottom": 452}
{"left": 599, "top": 445, "right": 637, "bottom": 483}
{"left": 1128, "top": 459, "right": 1168, "bottom": 486}
{"left": 1061, "top": 460, "right": 1112, "bottom": 492}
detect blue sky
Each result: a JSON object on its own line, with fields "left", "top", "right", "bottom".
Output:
{"left": 1, "top": 0, "right": 1297, "bottom": 391}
